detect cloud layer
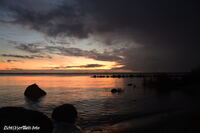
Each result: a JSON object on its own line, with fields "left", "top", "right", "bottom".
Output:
{"left": 1, "top": 54, "right": 52, "bottom": 59}
{"left": 14, "top": 43, "right": 123, "bottom": 62}
{"left": 47, "top": 64, "right": 105, "bottom": 69}
{"left": 0, "top": 0, "right": 200, "bottom": 71}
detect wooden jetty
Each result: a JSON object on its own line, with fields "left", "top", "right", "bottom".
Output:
{"left": 91, "top": 72, "right": 187, "bottom": 78}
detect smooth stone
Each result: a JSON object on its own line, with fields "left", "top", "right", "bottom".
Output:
{"left": 24, "top": 83, "right": 46, "bottom": 100}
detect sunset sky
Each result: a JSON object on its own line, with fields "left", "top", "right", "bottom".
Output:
{"left": 0, "top": 0, "right": 199, "bottom": 72}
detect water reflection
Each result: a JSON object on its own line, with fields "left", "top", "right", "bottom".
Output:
{"left": 24, "top": 97, "right": 41, "bottom": 109}
{"left": 0, "top": 75, "right": 197, "bottom": 130}
{"left": 0, "top": 75, "right": 126, "bottom": 88}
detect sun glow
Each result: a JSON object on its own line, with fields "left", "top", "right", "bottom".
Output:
{"left": 0, "top": 56, "right": 121, "bottom": 71}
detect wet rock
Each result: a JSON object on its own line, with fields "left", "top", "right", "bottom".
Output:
{"left": 0, "top": 107, "right": 53, "bottom": 133}
{"left": 111, "top": 88, "right": 123, "bottom": 93}
{"left": 24, "top": 84, "right": 46, "bottom": 100}
{"left": 111, "top": 88, "right": 118, "bottom": 93}
{"left": 52, "top": 104, "right": 78, "bottom": 123}
{"left": 52, "top": 104, "right": 81, "bottom": 133}
{"left": 127, "top": 83, "right": 133, "bottom": 86}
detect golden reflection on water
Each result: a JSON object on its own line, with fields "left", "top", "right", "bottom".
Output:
{"left": 0, "top": 75, "right": 125, "bottom": 88}
{"left": 0, "top": 75, "right": 127, "bottom": 106}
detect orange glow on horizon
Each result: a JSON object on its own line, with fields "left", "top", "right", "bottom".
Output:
{"left": 0, "top": 56, "right": 123, "bottom": 71}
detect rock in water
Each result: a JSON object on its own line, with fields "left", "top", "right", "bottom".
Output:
{"left": 24, "top": 84, "right": 46, "bottom": 100}
{"left": 111, "top": 88, "right": 123, "bottom": 93}
{"left": 111, "top": 88, "right": 118, "bottom": 93}
{"left": 127, "top": 83, "right": 133, "bottom": 86}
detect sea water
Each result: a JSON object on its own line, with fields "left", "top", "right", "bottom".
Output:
{"left": 0, "top": 74, "right": 198, "bottom": 131}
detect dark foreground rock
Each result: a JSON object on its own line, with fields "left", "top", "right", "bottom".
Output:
{"left": 52, "top": 104, "right": 81, "bottom": 133}
{"left": 24, "top": 84, "right": 46, "bottom": 100}
{"left": 0, "top": 107, "right": 53, "bottom": 133}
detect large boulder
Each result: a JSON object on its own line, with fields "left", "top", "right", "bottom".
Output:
{"left": 24, "top": 84, "right": 46, "bottom": 100}
{"left": 0, "top": 107, "right": 53, "bottom": 133}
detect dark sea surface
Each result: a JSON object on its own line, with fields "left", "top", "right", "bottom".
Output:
{"left": 0, "top": 74, "right": 199, "bottom": 131}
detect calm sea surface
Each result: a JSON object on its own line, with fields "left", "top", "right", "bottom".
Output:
{"left": 0, "top": 74, "right": 198, "bottom": 131}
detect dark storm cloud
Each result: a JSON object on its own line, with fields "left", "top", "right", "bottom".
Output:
{"left": 1, "top": 54, "right": 52, "bottom": 59}
{"left": 6, "top": 59, "right": 20, "bottom": 62}
{"left": 65, "top": 64, "right": 104, "bottom": 68}
{"left": 15, "top": 43, "right": 122, "bottom": 62}
{"left": 0, "top": 59, "right": 20, "bottom": 63}
{"left": 0, "top": 0, "right": 61, "bottom": 14}
{"left": 47, "top": 64, "right": 105, "bottom": 69}
{"left": 0, "top": 0, "right": 200, "bottom": 71}
{"left": 45, "top": 46, "right": 122, "bottom": 62}
{"left": 1, "top": 54, "right": 35, "bottom": 59}
{"left": 80, "top": 64, "right": 105, "bottom": 68}
{"left": 15, "top": 43, "right": 43, "bottom": 53}
{"left": 0, "top": 0, "right": 89, "bottom": 38}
